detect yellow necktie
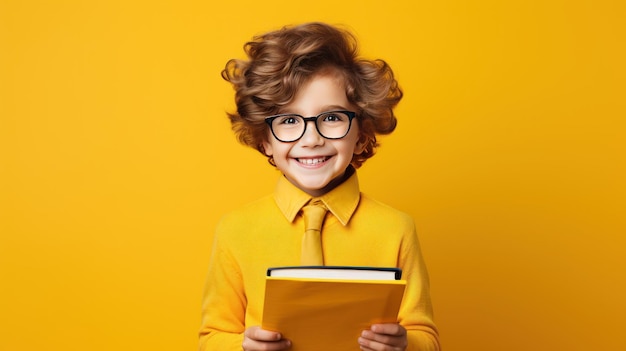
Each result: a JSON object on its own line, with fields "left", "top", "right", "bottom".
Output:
{"left": 300, "top": 200, "right": 327, "bottom": 266}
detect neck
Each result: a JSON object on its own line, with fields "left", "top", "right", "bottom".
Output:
{"left": 301, "top": 165, "right": 355, "bottom": 197}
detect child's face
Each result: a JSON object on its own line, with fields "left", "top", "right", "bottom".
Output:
{"left": 262, "top": 73, "right": 365, "bottom": 197}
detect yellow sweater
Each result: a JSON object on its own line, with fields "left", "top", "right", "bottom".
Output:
{"left": 199, "top": 171, "right": 440, "bottom": 350}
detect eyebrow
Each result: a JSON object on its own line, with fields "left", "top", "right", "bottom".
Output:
{"left": 277, "top": 105, "right": 351, "bottom": 115}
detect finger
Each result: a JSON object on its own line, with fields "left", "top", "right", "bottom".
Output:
{"left": 359, "top": 329, "right": 407, "bottom": 351}
{"left": 242, "top": 339, "right": 291, "bottom": 351}
{"left": 371, "top": 323, "right": 407, "bottom": 336}
{"left": 244, "top": 326, "right": 283, "bottom": 341}
{"left": 358, "top": 335, "right": 405, "bottom": 351}
{"left": 242, "top": 338, "right": 291, "bottom": 351}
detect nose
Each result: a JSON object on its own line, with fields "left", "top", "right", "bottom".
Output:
{"left": 299, "top": 120, "right": 324, "bottom": 146}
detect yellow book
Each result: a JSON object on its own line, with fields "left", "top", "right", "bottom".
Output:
{"left": 262, "top": 266, "right": 406, "bottom": 351}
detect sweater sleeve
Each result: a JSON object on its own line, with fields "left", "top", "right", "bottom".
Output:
{"left": 398, "top": 219, "right": 441, "bottom": 351}
{"left": 198, "top": 220, "right": 246, "bottom": 351}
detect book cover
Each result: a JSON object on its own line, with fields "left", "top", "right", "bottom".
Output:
{"left": 262, "top": 267, "right": 406, "bottom": 351}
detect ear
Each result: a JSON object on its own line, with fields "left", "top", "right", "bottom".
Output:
{"left": 354, "top": 134, "right": 368, "bottom": 155}
{"left": 261, "top": 140, "right": 273, "bottom": 157}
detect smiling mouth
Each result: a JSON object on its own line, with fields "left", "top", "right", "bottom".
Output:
{"left": 296, "top": 156, "right": 330, "bottom": 165}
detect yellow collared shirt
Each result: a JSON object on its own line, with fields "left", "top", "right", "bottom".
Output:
{"left": 199, "top": 171, "right": 440, "bottom": 350}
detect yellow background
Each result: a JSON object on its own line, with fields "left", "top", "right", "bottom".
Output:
{"left": 1, "top": 1, "right": 624, "bottom": 350}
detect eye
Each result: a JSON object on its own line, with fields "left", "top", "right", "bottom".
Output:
{"left": 277, "top": 116, "right": 300, "bottom": 125}
{"left": 322, "top": 113, "right": 344, "bottom": 122}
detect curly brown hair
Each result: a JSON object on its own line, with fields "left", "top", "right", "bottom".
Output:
{"left": 221, "top": 22, "right": 402, "bottom": 167}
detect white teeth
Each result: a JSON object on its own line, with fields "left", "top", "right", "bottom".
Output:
{"left": 298, "top": 157, "right": 327, "bottom": 165}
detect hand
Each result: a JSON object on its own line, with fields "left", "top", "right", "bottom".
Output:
{"left": 358, "top": 323, "right": 407, "bottom": 351}
{"left": 242, "top": 326, "right": 291, "bottom": 351}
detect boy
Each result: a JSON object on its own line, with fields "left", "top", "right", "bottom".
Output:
{"left": 200, "top": 22, "right": 440, "bottom": 351}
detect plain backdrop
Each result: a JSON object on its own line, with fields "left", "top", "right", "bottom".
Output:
{"left": 1, "top": 1, "right": 624, "bottom": 350}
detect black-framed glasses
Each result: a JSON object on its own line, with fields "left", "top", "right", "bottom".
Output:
{"left": 264, "top": 110, "right": 357, "bottom": 142}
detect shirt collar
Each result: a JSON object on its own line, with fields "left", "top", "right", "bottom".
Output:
{"left": 273, "top": 168, "right": 361, "bottom": 226}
